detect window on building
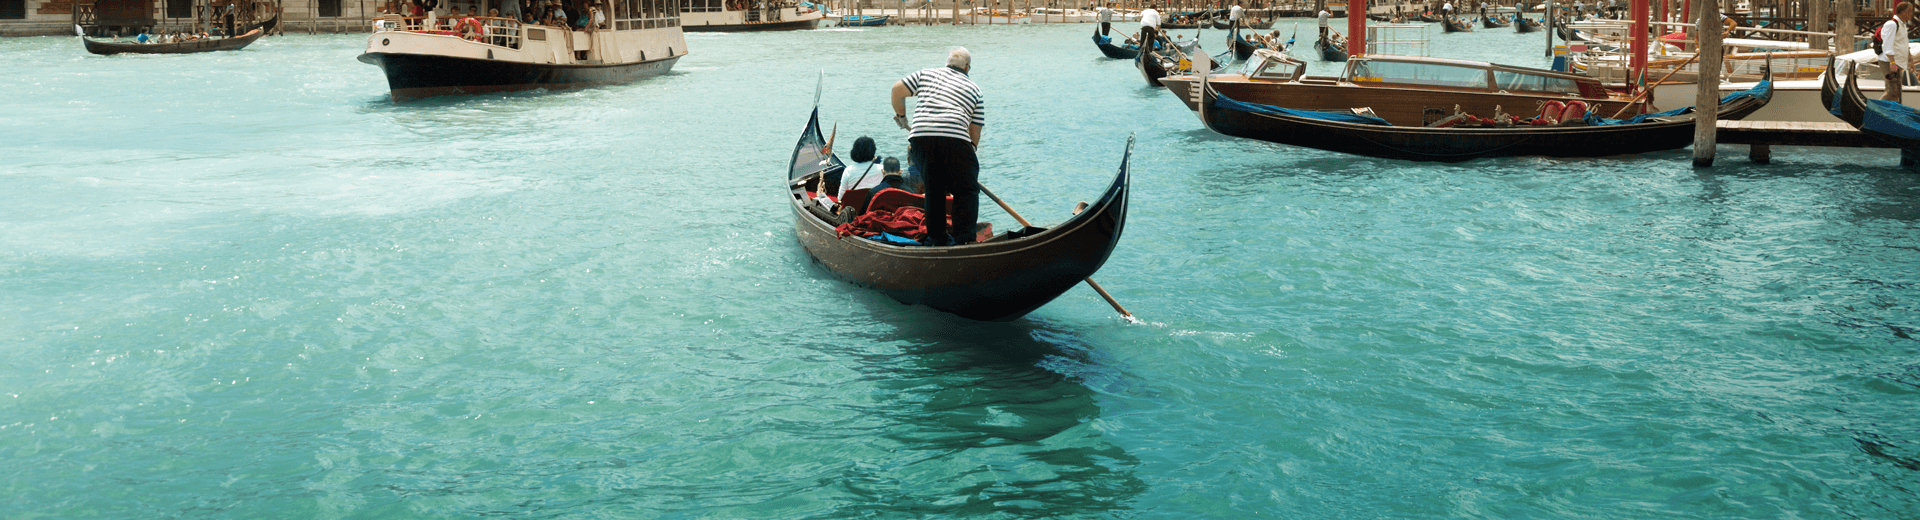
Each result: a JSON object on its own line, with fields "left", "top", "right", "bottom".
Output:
{"left": 2, "top": 0, "right": 28, "bottom": 19}
{"left": 320, "top": 0, "right": 342, "bottom": 17}
{"left": 166, "top": 0, "right": 192, "bottom": 18}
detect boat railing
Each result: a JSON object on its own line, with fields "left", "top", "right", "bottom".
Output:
{"left": 373, "top": 14, "right": 525, "bottom": 49}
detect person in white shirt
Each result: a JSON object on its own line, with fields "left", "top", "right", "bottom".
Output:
{"left": 1882, "top": 1, "right": 1914, "bottom": 102}
{"left": 1442, "top": 1, "right": 1453, "bottom": 17}
{"left": 1317, "top": 8, "right": 1330, "bottom": 42}
{"left": 1228, "top": 3, "right": 1243, "bottom": 29}
{"left": 1098, "top": 2, "right": 1113, "bottom": 35}
{"left": 1139, "top": 5, "right": 1163, "bottom": 48}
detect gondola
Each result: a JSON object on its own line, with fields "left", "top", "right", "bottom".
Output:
{"left": 787, "top": 103, "right": 1132, "bottom": 322}
{"left": 1419, "top": 13, "right": 1447, "bottom": 22}
{"left": 82, "top": 28, "right": 264, "bottom": 55}
{"left": 1135, "top": 37, "right": 1212, "bottom": 87}
{"left": 242, "top": 14, "right": 279, "bottom": 34}
{"left": 1821, "top": 56, "right": 1865, "bottom": 127}
{"left": 1093, "top": 26, "right": 1141, "bottom": 59}
{"left": 1212, "top": 18, "right": 1232, "bottom": 29}
{"left": 1246, "top": 19, "right": 1273, "bottom": 29}
{"left": 1229, "top": 28, "right": 1259, "bottom": 62}
{"left": 838, "top": 14, "right": 890, "bottom": 26}
{"left": 1832, "top": 67, "right": 1920, "bottom": 150}
{"left": 1516, "top": 16, "right": 1542, "bottom": 32}
{"left": 1481, "top": 14, "right": 1511, "bottom": 28}
{"left": 1443, "top": 18, "right": 1473, "bottom": 32}
{"left": 1192, "top": 65, "right": 1773, "bottom": 162}
{"left": 1314, "top": 38, "right": 1346, "bottom": 62}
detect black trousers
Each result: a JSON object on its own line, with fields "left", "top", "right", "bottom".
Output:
{"left": 909, "top": 136, "right": 979, "bottom": 246}
{"left": 1100, "top": 21, "right": 1110, "bottom": 35}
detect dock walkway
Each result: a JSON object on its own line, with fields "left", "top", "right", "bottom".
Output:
{"left": 1711, "top": 120, "right": 1904, "bottom": 167}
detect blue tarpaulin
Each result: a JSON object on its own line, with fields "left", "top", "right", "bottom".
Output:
{"left": 1212, "top": 92, "right": 1393, "bottom": 126}
{"left": 1862, "top": 98, "right": 1920, "bottom": 141}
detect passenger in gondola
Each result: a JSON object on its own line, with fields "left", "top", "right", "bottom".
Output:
{"left": 891, "top": 47, "right": 986, "bottom": 246}
{"left": 837, "top": 137, "right": 883, "bottom": 199}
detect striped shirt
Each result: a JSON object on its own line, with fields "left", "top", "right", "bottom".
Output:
{"left": 900, "top": 66, "right": 985, "bottom": 143}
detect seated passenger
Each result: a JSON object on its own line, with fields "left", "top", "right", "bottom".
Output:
{"left": 874, "top": 157, "right": 914, "bottom": 193}
{"left": 837, "top": 136, "right": 882, "bottom": 199}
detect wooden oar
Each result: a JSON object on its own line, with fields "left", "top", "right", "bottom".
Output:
{"left": 977, "top": 182, "right": 1136, "bottom": 322}
{"left": 1608, "top": 52, "right": 1701, "bottom": 119}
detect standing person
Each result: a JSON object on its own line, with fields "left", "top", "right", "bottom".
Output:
{"left": 1228, "top": 2, "right": 1243, "bottom": 29}
{"left": 1098, "top": 2, "right": 1113, "bottom": 36}
{"left": 1139, "top": 4, "right": 1163, "bottom": 47}
{"left": 1317, "top": 7, "right": 1330, "bottom": 41}
{"left": 1442, "top": 0, "right": 1453, "bottom": 17}
{"left": 890, "top": 48, "right": 986, "bottom": 247}
{"left": 1882, "top": 1, "right": 1914, "bottom": 102}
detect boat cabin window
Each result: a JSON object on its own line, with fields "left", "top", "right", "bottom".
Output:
{"left": 619, "top": 0, "right": 679, "bottom": 29}
{"left": 1243, "top": 52, "right": 1305, "bottom": 81}
{"left": 1491, "top": 70, "right": 1581, "bottom": 95}
{"left": 1348, "top": 60, "right": 1488, "bottom": 89}
{"left": 679, "top": 0, "right": 721, "bottom": 12}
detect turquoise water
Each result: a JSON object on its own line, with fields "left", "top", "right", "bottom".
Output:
{"left": 4, "top": 21, "right": 1918, "bottom": 518}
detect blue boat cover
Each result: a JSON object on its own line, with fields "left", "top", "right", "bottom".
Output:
{"left": 1862, "top": 98, "right": 1920, "bottom": 141}
{"left": 1213, "top": 92, "right": 1393, "bottom": 126}
{"left": 1829, "top": 83, "right": 1847, "bottom": 117}
{"left": 1588, "top": 80, "right": 1770, "bottom": 126}
{"left": 866, "top": 232, "right": 924, "bottom": 245}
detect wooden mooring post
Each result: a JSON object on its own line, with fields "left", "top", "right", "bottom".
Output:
{"left": 1690, "top": 0, "right": 1721, "bottom": 167}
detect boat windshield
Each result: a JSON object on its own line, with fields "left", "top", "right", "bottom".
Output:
{"left": 1491, "top": 70, "right": 1581, "bottom": 94}
{"left": 1348, "top": 60, "right": 1488, "bottom": 89}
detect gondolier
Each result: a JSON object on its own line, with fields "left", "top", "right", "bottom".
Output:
{"left": 1228, "top": 2, "right": 1243, "bottom": 29}
{"left": 1317, "top": 8, "right": 1330, "bottom": 41}
{"left": 1140, "top": 5, "right": 1163, "bottom": 48}
{"left": 1880, "top": 1, "right": 1914, "bottom": 102}
{"left": 1099, "top": 2, "right": 1113, "bottom": 35}
{"left": 891, "top": 48, "right": 986, "bottom": 246}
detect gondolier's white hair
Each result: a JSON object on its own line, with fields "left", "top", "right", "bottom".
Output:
{"left": 947, "top": 47, "right": 971, "bottom": 70}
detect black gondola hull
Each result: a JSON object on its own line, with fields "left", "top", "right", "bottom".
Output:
{"left": 357, "top": 51, "right": 680, "bottom": 101}
{"left": 788, "top": 114, "right": 1132, "bottom": 322}
{"left": 1094, "top": 28, "right": 1140, "bottom": 59}
{"left": 83, "top": 29, "right": 263, "bottom": 55}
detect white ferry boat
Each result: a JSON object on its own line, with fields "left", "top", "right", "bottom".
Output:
{"left": 358, "top": 0, "right": 687, "bottom": 101}
{"left": 680, "top": 0, "right": 829, "bottom": 31}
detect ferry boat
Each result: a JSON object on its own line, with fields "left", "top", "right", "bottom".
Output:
{"left": 1157, "top": 52, "right": 1645, "bottom": 126}
{"left": 358, "top": 0, "right": 687, "bottom": 101}
{"left": 681, "top": 0, "right": 829, "bottom": 31}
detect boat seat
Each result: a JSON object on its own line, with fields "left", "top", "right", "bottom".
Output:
{"left": 867, "top": 188, "right": 952, "bottom": 216}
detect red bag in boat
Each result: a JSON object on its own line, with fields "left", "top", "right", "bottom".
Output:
{"left": 834, "top": 206, "right": 931, "bottom": 241}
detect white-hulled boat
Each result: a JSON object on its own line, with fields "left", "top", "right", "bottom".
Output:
{"left": 358, "top": 0, "right": 686, "bottom": 102}
{"left": 680, "top": 0, "right": 829, "bottom": 31}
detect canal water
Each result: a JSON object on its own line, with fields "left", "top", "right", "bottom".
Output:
{"left": 3, "top": 20, "right": 1917, "bottom": 518}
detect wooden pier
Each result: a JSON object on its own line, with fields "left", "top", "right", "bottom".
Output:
{"left": 1711, "top": 120, "right": 1912, "bottom": 169}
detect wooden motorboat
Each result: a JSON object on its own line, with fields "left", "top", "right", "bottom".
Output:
{"left": 683, "top": 2, "right": 828, "bottom": 31}
{"left": 1093, "top": 26, "right": 1140, "bottom": 59}
{"left": 1443, "top": 18, "right": 1473, "bottom": 32}
{"left": 837, "top": 14, "right": 889, "bottom": 26}
{"left": 787, "top": 106, "right": 1132, "bottom": 322}
{"left": 83, "top": 28, "right": 263, "bottom": 55}
{"left": 1516, "top": 17, "right": 1542, "bottom": 32}
{"left": 1159, "top": 53, "right": 1647, "bottom": 125}
{"left": 359, "top": 7, "right": 684, "bottom": 101}
{"left": 1191, "top": 66, "right": 1772, "bottom": 162}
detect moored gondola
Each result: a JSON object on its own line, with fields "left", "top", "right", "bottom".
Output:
{"left": 1192, "top": 66, "right": 1772, "bottom": 162}
{"left": 1830, "top": 61, "right": 1915, "bottom": 149}
{"left": 1821, "top": 56, "right": 1866, "bottom": 127}
{"left": 1094, "top": 26, "right": 1141, "bottom": 59}
{"left": 787, "top": 104, "right": 1132, "bottom": 322}
{"left": 83, "top": 28, "right": 264, "bottom": 55}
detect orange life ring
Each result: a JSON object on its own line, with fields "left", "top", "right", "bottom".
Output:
{"left": 460, "top": 17, "right": 483, "bottom": 40}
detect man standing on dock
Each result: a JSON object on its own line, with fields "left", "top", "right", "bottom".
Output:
{"left": 1881, "top": 1, "right": 1914, "bottom": 102}
{"left": 891, "top": 48, "right": 986, "bottom": 246}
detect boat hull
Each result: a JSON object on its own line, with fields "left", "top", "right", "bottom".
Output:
{"left": 788, "top": 112, "right": 1131, "bottom": 322}
{"left": 83, "top": 29, "right": 263, "bottom": 55}
{"left": 684, "top": 17, "right": 823, "bottom": 31}
{"left": 1136, "top": 48, "right": 1169, "bottom": 87}
{"left": 1158, "top": 74, "right": 1641, "bottom": 126}
{"left": 1195, "top": 79, "right": 1771, "bottom": 162}
{"left": 1094, "top": 29, "right": 1140, "bottom": 59}
{"left": 357, "top": 51, "right": 680, "bottom": 101}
